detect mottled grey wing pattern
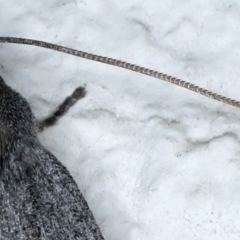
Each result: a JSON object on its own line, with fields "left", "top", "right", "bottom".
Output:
{"left": 0, "top": 76, "right": 104, "bottom": 239}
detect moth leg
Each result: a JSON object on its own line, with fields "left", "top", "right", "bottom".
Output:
{"left": 38, "top": 86, "right": 86, "bottom": 132}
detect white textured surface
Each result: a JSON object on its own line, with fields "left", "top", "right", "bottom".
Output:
{"left": 1, "top": 1, "right": 240, "bottom": 239}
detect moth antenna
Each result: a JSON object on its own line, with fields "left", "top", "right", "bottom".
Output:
{"left": 0, "top": 37, "right": 239, "bottom": 108}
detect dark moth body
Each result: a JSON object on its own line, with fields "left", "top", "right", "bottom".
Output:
{"left": 0, "top": 77, "right": 104, "bottom": 239}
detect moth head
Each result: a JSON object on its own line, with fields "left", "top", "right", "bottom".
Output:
{"left": 0, "top": 76, "right": 37, "bottom": 139}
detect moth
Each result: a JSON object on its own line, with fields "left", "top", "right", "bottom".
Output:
{"left": 0, "top": 76, "right": 104, "bottom": 239}
{"left": 0, "top": 36, "right": 238, "bottom": 239}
